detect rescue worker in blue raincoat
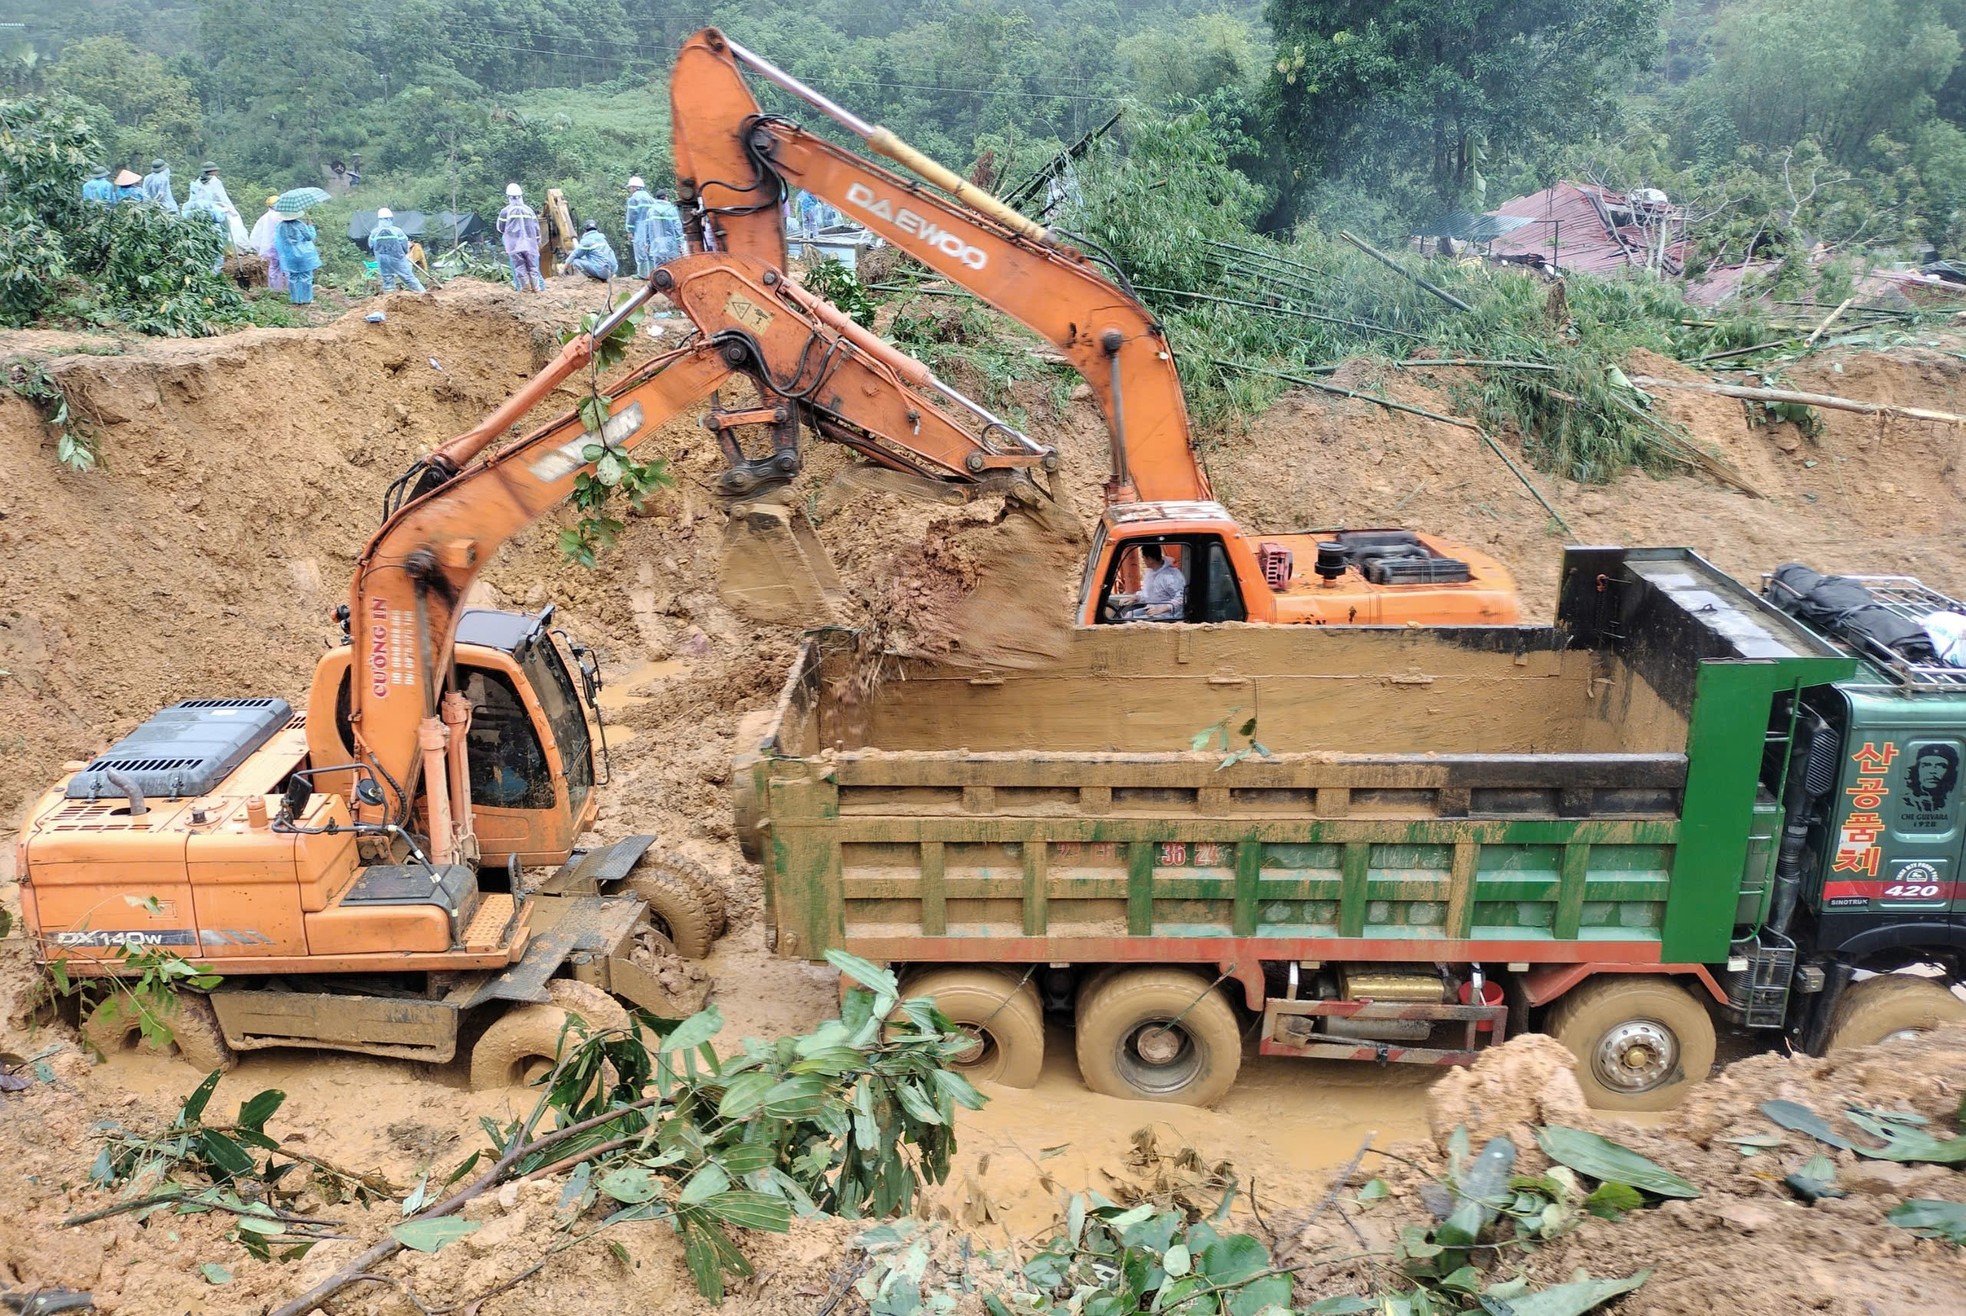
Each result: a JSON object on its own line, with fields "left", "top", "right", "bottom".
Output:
{"left": 640, "top": 189, "right": 683, "bottom": 268}
{"left": 625, "top": 175, "right": 657, "bottom": 278}
{"left": 141, "top": 158, "right": 179, "bottom": 214}
{"left": 113, "top": 169, "right": 144, "bottom": 203}
{"left": 565, "top": 221, "right": 619, "bottom": 281}
{"left": 368, "top": 208, "right": 426, "bottom": 293}
{"left": 273, "top": 214, "right": 322, "bottom": 305}
{"left": 82, "top": 167, "right": 114, "bottom": 205}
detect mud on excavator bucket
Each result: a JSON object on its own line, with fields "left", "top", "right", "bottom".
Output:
{"left": 718, "top": 500, "right": 849, "bottom": 624}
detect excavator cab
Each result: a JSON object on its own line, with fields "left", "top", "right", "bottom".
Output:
{"left": 304, "top": 607, "right": 601, "bottom": 870}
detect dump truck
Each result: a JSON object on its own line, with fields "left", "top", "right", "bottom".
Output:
{"left": 735, "top": 547, "right": 1966, "bottom": 1109}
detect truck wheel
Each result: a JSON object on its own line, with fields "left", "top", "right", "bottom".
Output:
{"left": 1074, "top": 968, "right": 1241, "bottom": 1107}
{"left": 628, "top": 853, "right": 727, "bottom": 959}
{"left": 1542, "top": 976, "right": 1716, "bottom": 1111}
{"left": 1824, "top": 975, "right": 1966, "bottom": 1055}
{"left": 898, "top": 968, "right": 1046, "bottom": 1088}
{"left": 468, "top": 981, "right": 629, "bottom": 1090}
{"left": 82, "top": 993, "right": 235, "bottom": 1074}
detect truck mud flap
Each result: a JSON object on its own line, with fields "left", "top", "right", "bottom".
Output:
{"left": 456, "top": 894, "right": 646, "bottom": 1011}
{"left": 539, "top": 835, "right": 657, "bottom": 896}
{"left": 717, "top": 500, "right": 847, "bottom": 624}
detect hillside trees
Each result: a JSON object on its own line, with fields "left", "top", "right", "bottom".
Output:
{"left": 1264, "top": 0, "right": 1665, "bottom": 221}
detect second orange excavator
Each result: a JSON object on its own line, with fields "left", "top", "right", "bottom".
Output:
{"left": 663, "top": 28, "right": 1519, "bottom": 628}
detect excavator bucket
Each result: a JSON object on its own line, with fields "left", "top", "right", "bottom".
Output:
{"left": 717, "top": 501, "right": 849, "bottom": 624}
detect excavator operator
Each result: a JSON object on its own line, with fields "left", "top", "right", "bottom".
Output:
{"left": 1104, "top": 544, "right": 1186, "bottom": 622}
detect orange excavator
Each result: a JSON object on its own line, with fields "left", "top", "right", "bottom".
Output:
{"left": 14, "top": 245, "right": 1141, "bottom": 1080}
{"left": 664, "top": 29, "right": 1518, "bottom": 627}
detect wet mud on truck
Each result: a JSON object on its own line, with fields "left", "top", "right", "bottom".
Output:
{"left": 734, "top": 547, "right": 1966, "bottom": 1109}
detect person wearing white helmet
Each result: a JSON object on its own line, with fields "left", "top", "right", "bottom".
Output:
{"left": 497, "top": 183, "right": 545, "bottom": 293}
{"left": 625, "top": 175, "right": 657, "bottom": 278}
{"left": 368, "top": 207, "right": 425, "bottom": 294}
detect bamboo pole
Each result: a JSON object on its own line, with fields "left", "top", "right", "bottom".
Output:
{"left": 1336, "top": 230, "right": 1474, "bottom": 312}
{"left": 1628, "top": 375, "right": 1966, "bottom": 426}
{"left": 1212, "top": 358, "right": 1570, "bottom": 530}
{"left": 1138, "top": 286, "right": 1425, "bottom": 340}
{"left": 1803, "top": 296, "right": 1855, "bottom": 347}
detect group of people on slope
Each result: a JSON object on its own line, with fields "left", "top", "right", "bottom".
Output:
{"left": 84, "top": 160, "right": 248, "bottom": 266}
{"left": 494, "top": 177, "right": 686, "bottom": 290}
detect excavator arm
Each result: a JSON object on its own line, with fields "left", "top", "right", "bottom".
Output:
{"left": 670, "top": 28, "right": 1206, "bottom": 504}
{"left": 337, "top": 256, "right": 1046, "bottom": 842}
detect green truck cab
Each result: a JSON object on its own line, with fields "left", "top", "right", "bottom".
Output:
{"left": 733, "top": 548, "right": 1966, "bottom": 1109}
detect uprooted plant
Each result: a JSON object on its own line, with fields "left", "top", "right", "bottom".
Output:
{"left": 65, "top": 1069, "right": 394, "bottom": 1260}
{"left": 557, "top": 297, "right": 673, "bottom": 567}
{"left": 3, "top": 355, "right": 100, "bottom": 471}
{"left": 269, "top": 950, "right": 985, "bottom": 1314}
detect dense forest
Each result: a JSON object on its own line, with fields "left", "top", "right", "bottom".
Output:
{"left": 9, "top": 0, "right": 1966, "bottom": 264}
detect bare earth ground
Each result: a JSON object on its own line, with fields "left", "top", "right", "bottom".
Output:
{"left": 3, "top": 281, "right": 1965, "bottom": 1311}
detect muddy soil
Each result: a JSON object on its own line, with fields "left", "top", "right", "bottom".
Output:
{"left": 3, "top": 286, "right": 1965, "bottom": 1312}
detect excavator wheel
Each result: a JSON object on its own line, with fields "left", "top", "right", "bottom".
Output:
{"left": 626, "top": 852, "right": 728, "bottom": 959}
{"left": 1542, "top": 976, "right": 1716, "bottom": 1111}
{"left": 82, "top": 992, "right": 235, "bottom": 1075}
{"left": 895, "top": 968, "right": 1046, "bottom": 1088}
{"left": 716, "top": 500, "right": 847, "bottom": 625}
{"left": 468, "top": 979, "right": 631, "bottom": 1091}
{"left": 1823, "top": 975, "right": 1966, "bottom": 1055}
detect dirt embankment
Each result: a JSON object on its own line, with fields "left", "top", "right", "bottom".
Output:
{"left": 4, "top": 290, "right": 1966, "bottom": 1312}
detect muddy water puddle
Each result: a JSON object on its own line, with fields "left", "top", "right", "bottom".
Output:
{"left": 595, "top": 657, "right": 690, "bottom": 745}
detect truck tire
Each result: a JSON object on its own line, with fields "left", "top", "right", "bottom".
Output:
{"left": 1824, "top": 975, "right": 1966, "bottom": 1055}
{"left": 1074, "top": 968, "right": 1241, "bottom": 1107}
{"left": 468, "top": 980, "right": 629, "bottom": 1090}
{"left": 627, "top": 852, "right": 727, "bottom": 959}
{"left": 82, "top": 993, "right": 235, "bottom": 1075}
{"left": 899, "top": 968, "right": 1046, "bottom": 1088}
{"left": 1542, "top": 976, "right": 1715, "bottom": 1111}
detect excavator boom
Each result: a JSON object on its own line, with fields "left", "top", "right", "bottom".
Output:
{"left": 671, "top": 28, "right": 1204, "bottom": 504}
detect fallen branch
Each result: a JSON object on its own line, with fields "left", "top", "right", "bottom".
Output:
{"left": 60, "top": 1191, "right": 340, "bottom": 1229}
{"left": 1338, "top": 231, "right": 1475, "bottom": 312}
{"left": 1211, "top": 358, "right": 1571, "bottom": 531}
{"left": 1607, "top": 395, "right": 1765, "bottom": 498}
{"left": 269, "top": 1090, "right": 662, "bottom": 1316}
{"left": 1629, "top": 374, "right": 1966, "bottom": 427}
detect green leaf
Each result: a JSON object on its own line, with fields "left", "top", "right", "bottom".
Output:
{"left": 699, "top": 1189, "right": 793, "bottom": 1233}
{"left": 1844, "top": 1109, "right": 1966, "bottom": 1164}
{"left": 1226, "top": 1274, "right": 1290, "bottom": 1315}
{"left": 762, "top": 1074, "right": 828, "bottom": 1119}
{"left": 1197, "top": 1232, "right": 1270, "bottom": 1286}
{"left": 597, "top": 1166, "right": 663, "bottom": 1205}
{"left": 657, "top": 1006, "right": 723, "bottom": 1056}
{"left": 231, "top": 1087, "right": 283, "bottom": 1134}
{"left": 199, "top": 1262, "right": 232, "bottom": 1285}
{"left": 198, "top": 1130, "right": 256, "bottom": 1178}
{"left": 1356, "top": 1177, "right": 1390, "bottom": 1202}
{"left": 1304, "top": 1299, "right": 1376, "bottom": 1315}
{"left": 1163, "top": 1241, "right": 1192, "bottom": 1277}
{"left": 1887, "top": 1199, "right": 1966, "bottom": 1243}
{"left": 391, "top": 1217, "right": 481, "bottom": 1253}
{"left": 826, "top": 949, "right": 899, "bottom": 1001}
{"left": 1760, "top": 1100, "right": 1858, "bottom": 1151}
{"left": 1535, "top": 1126, "right": 1699, "bottom": 1198}
{"left": 680, "top": 1163, "right": 731, "bottom": 1206}
{"left": 717, "top": 1071, "right": 777, "bottom": 1120}
{"left": 894, "top": 1080, "right": 944, "bottom": 1125}
{"left": 234, "top": 1213, "right": 285, "bottom": 1236}
{"left": 178, "top": 1069, "right": 223, "bottom": 1126}
{"left": 1492, "top": 1271, "right": 1649, "bottom": 1316}
{"left": 1582, "top": 1181, "right": 1644, "bottom": 1219}
{"left": 719, "top": 1141, "right": 776, "bottom": 1177}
